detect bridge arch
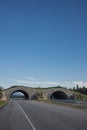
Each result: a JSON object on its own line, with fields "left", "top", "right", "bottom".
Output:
{"left": 50, "top": 91, "right": 68, "bottom": 100}
{"left": 8, "top": 89, "right": 29, "bottom": 100}
{"left": 2, "top": 86, "right": 75, "bottom": 100}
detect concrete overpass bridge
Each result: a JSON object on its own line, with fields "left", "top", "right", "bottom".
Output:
{"left": 2, "top": 86, "right": 75, "bottom": 100}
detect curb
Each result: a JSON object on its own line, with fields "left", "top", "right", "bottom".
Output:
{"left": 0, "top": 101, "right": 9, "bottom": 110}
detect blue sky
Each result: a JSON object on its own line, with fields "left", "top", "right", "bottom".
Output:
{"left": 0, "top": 0, "right": 87, "bottom": 88}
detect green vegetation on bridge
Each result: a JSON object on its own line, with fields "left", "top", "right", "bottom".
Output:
{"left": 32, "top": 86, "right": 66, "bottom": 90}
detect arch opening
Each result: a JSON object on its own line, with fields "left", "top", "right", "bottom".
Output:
{"left": 50, "top": 91, "right": 68, "bottom": 100}
{"left": 10, "top": 90, "right": 29, "bottom": 100}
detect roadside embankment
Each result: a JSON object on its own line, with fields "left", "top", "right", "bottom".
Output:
{"left": 36, "top": 99, "right": 87, "bottom": 110}
{"left": 0, "top": 100, "right": 8, "bottom": 109}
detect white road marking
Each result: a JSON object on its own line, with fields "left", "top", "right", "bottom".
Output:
{"left": 15, "top": 101, "right": 36, "bottom": 130}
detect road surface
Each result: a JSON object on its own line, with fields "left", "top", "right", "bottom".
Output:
{"left": 0, "top": 100, "right": 87, "bottom": 130}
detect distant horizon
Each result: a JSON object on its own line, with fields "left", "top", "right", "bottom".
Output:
{"left": 0, "top": 0, "right": 87, "bottom": 88}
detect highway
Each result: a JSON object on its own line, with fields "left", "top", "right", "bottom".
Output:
{"left": 0, "top": 100, "right": 87, "bottom": 130}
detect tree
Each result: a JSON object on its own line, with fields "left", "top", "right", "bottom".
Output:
{"left": 76, "top": 85, "right": 79, "bottom": 91}
{"left": 73, "top": 85, "right": 87, "bottom": 96}
{"left": 0, "top": 87, "right": 3, "bottom": 99}
{"left": 73, "top": 86, "right": 76, "bottom": 91}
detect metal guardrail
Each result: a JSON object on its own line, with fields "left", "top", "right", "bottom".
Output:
{"left": 51, "top": 99, "right": 87, "bottom": 103}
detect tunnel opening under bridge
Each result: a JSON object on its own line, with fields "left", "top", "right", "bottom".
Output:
{"left": 50, "top": 91, "right": 68, "bottom": 100}
{"left": 10, "top": 90, "right": 29, "bottom": 100}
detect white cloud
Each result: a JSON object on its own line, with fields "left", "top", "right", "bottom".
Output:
{"left": 6, "top": 77, "right": 87, "bottom": 88}
{"left": 6, "top": 78, "right": 60, "bottom": 87}
{"left": 41, "top": 81, "right": 60, "bottom": 85}
{"left": 14, "top": 80, "right": 59, "bottom": 86}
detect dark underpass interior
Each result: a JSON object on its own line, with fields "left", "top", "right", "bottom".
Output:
{"left": 10, "top": 90, "right": 68, "bottom": 100}
{"left": 50, "top": 91, "right": 68, "bottom": 100}
{"left": 10, "top": 90, "right": 29, "bottom": 100}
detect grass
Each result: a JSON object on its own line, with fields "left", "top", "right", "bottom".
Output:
{"left": 0, "top": 100, "right": 7, "bottom": 106}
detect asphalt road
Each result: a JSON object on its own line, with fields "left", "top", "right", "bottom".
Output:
{"left": 0, "top": 100, "right": 87, "bottom": 130}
